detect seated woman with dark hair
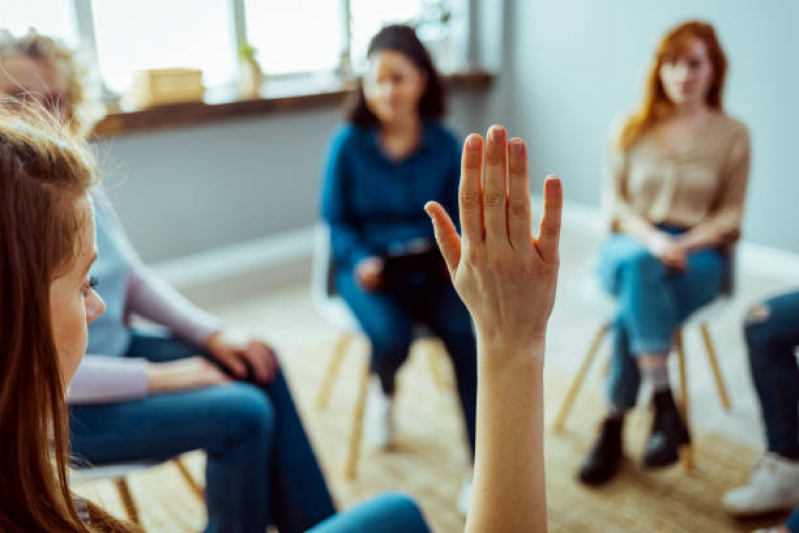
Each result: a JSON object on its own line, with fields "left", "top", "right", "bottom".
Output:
{"left": 321, "top": 24, "right": 478, "bottom": 513}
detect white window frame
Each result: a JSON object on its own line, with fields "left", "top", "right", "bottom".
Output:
{"left": 65, "top": 0, "right": 475, "bottom": 100}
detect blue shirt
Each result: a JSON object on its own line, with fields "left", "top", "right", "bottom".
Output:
{"left": 321, "top": 122, "right": 461, "bottom": 271}
{"left": 86, "top": 193, "right": 133, "bottom": 357}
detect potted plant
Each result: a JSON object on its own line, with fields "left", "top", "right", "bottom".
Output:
{"left": 238, "top": 44, "right": 264, "bottom": 99}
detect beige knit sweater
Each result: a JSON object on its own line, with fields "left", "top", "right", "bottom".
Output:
{"left": 604, "top": 112, "right": 751, "bottom": 245}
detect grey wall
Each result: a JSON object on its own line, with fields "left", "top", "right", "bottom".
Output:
{"left": 100, "top": 0, "right": 799, "bottom": 263}
{"left": 491, "top": 0, "right": 799, "bottom": 254}
{"left": 96, "top": 91, "right": 488, "bottom": 263}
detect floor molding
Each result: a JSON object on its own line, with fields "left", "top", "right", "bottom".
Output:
{"left": 151, "top": 201, "right": 799, "bottom": 297}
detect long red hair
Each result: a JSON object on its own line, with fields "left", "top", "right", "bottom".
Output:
{"left": 618, "top": 20, "right": 728, "bottom": 150}
{"left": 0, "top": 106, "right": 137, "bottom": 532}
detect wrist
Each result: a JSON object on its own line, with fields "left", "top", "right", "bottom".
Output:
{"left": 477, "top": 334, "right": 546, "bottom": 369}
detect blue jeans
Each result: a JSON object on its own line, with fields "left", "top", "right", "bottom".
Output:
{"left": 788, "top": 505, "right": 799, "bottom": 533}
{"left": 308, "top": 492, "right": 430, "bottom": 533}
{"left": 598, "top": 228, "right": 727, "bottom": 410}
{"left": 69, "top": 331, "right": 336, "bottom": 533}
{"left": 337, "top": 270, "right": 477, "bottom": 457}
{"left": 744, "top": 291, "right": 799, "bottom": 460}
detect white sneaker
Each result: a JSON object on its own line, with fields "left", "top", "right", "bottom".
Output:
{"left": 457, "top": 477, "right": 472, "bottom": 518}
{"left": 364, "top": 376, "right": 394, "bottom": 449}
{"left": 724, "top": 453, "right": 799, "bottom": 517}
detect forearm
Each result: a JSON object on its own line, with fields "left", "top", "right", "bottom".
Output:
{"left": 616, "top": 216, "right": 665, "bottom": 249}
{"left": 676, "top": 222, "right": 728, "bottom": 252}
{"left": 127, "top": 264, "right": 221, "bottom": 348}
{"left": 466, "top": 339, "right": 547, "bottom": 533}
{"left": 68, "top": 355, "right": 150, "bottom": 404}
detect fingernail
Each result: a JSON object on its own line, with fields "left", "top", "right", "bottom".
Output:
{"left": 489, "top": 126, "right": 505, "bottom": 144}
{"left": 510, "top": 140, "right": 524, "bottom": 157}
{"left": 467, "top": 135, "right": 481, "bottom": 151}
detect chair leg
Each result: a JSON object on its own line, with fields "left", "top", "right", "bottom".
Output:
{"left": 699, "top": 323, "right": 732, "bottom": 412}
{"left": 115, "top": 477, "right": 141, "bottom": 525}
{"left": 424, "top": 340, "right": 451, "bottom": 391}
{"left": 675, "top": 331, "right": 693, "bottom": 472}
{"left": 316, "top": 333, "right": 353, "bottom": 410}
{"left": 345, "top": 358, "right": 371, "bottom": 480}
{"left": 552, "top": 323, "right": 609, "bottom": 432}
{"left": 173, "top": 456, "right": 205, "bottom": 501}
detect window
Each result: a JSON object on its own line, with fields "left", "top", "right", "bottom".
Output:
{"left": 3, "top": 0, "right": 78, "bottom": 45}
{"left": 244, "top": 0, "right": 345, "bottom": 76}
{"left": 348, "top": 0, "right": 425, "bottom": 69}
{"left": 92, "top": 0, "right": 235, "bottom": 94}
{"left": 3, "top": 0, "right": 470, "bottom": 100}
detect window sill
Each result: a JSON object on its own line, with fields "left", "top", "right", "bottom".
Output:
{"left": 92, "top": 69, "right": 494, "bottom": 137}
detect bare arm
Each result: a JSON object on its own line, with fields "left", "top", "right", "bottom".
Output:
{"left": 425, "top": 125, "right": 563, "bottom": 532}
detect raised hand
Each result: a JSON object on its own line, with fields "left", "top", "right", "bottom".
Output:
{"left": 424, "top": 125, "right": 563, "bottom": 357}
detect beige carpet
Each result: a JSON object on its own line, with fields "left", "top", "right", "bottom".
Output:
{"left": 72, "top": 335, "right": 790, "bottom": 532}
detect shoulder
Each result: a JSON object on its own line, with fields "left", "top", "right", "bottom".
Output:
{"left": 715, "top": 113, "right": 750, "bottom": 144}
{"left": 328, "top": 124, "right": 368, "bottom": 155}
{"left": 425, "top": 122, "right": 461, "bottom": 155}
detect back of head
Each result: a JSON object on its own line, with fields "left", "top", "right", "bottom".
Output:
{"left": 0, "top": 106, "right": 100, "bottom": 531}
{"left": 0, "top": 29, "right": 105, "bottom": 138}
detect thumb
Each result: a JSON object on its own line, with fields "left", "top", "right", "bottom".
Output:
{"left": 425, "top": 201, "right": 461, "bottom": 277}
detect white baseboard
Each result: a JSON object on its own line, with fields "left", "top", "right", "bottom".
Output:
{"left": 150, "top": 199, "right": 799, "bottom": 298}
{"left": 532, "top": 194, "right": 799, "bottom": 285}
{"left": 152, "top": 226, "right": 316, "bottom": 302}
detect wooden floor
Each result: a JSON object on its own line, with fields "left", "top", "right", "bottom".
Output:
{"left": 72, "top": 221, "right": 797, "bottom": 532}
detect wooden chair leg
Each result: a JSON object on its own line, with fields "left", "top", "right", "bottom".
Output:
{"left": 699, "top": 323, "right": 731, "bottom": 412}
{"left": 552, "top": 323, "right": 609, "bottom": 432}
{"left": 345, "top": 358, "right": 370, "bottom": 480}
{"left": 173, "top": 457, "right": 205, "bottom": 500}
{"left": 115, "top": 477, "right": 141, "bottom": 525}
{"left": 425, "top": 340, "right": 451, "bottom": 391}
{"left": 316, "top": 333, "right": 353, "bottom": 409}
{"left": 675, "top": 331, "right": 693, "bottom": 472}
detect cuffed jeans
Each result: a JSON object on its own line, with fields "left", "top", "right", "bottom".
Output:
{"left": 70, "top": 331, "right": 336, "bottom": 533}
{"left": 598, "top": 228, "right": 727, "bottom": 410}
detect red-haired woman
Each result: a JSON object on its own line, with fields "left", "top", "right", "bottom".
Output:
{"left": 579, "top": 20, "right": 751, "bottom": 486}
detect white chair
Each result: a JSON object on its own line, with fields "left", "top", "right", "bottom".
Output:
{"left": 551, "top": 255, "right": 734, "bottom": 471}
{"left": 311, "top": 224, "right": 452, "bottom": 480}
{"left": 71, "top": 457, "right": 203, "bottom": 525}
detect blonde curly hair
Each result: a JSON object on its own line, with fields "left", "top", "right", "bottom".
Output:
{"left": 0, "top": 29, "right": 105, "bottom": 137}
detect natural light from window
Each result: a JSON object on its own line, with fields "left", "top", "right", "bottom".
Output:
{"left": 92, "top": 0, "right": 235, "bottom": 93}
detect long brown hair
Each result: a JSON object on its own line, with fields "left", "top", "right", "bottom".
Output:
{"left": 618, "top": 20, "right": 728, "bottom": 149}
{"left": 0, "top": 107, "right": 135, "bottom": 532}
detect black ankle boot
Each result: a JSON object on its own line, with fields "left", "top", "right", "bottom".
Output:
{"left": 578, "top": 417, "right": 624, "bottom": 486}
{"left": 643, "top": 389, "right": 690, "bottom": 468}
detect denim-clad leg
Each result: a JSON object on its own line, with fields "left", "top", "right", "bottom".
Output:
{"left": 415, "top": 280, "right": 477, "bottom": 458}
{"left": 787, "top": 505, "right": 799, "bottom": 533}
{"left": 70, "top": 331, "right": 335, "bottom": 533}
{"left": 336, "top": 270, "right": 415, "bottom": 394}
{"left": 744, "top": 291, "right": 799, "bottom": 460}
{"left": 599, "top": 230, "right": 727, "bottom": 409}
{"left": 308, "top": 492, "right": 430, "bottom": 533}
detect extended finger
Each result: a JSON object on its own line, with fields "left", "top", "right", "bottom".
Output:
{"left": 507, "top": 138, "right": 532, "bottom": 251}
{"left": 483, "top": 125, "right": 509, "bottom": 248}
{"left": 425, "top": 201, "right": 461, "bottom": 278}
{"left": 535, "top": 175, "right": 563, "bottom": 262}
{"left": 459, "top": 134, "right": 484, "bottom": 246}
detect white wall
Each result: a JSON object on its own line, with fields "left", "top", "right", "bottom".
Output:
{"left": 492, "top": 0, "right": 799, "bottom": 254}
{"left": 96, "top": 91, "right": 489, "bottom": 263}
